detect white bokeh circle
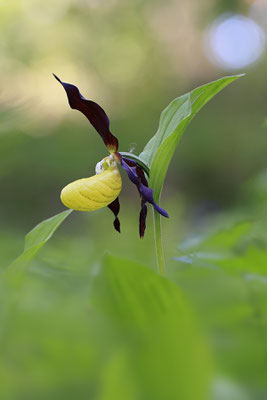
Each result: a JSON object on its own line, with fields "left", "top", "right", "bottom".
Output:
{"left": 204, "top": 14, "right": 266, "bottom": 70}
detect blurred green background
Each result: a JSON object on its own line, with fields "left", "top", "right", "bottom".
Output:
{"left": 1, "top": 0, "right": 267, "bottom": 399}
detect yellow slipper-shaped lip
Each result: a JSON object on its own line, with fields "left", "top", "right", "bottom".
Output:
{"left": 60, "top": 166, "right": 122, "bottom": 211}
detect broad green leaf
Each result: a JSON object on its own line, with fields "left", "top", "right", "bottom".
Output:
{"left": 140, "top": 75, "right": 244, "bottom": 202}
{"left": 97, "top": 351, "right": 137, "bottom": 400}
{"left": 176, "top": 221, "right": 253, "bottom": 271}
{"left": 214, "top": 246, "right": 267, "bottom": 276}
{"left": 175, "top": 220, "right": 267, "bottom": 277}
{"left": 90, "top": 254, "right": 211, "bottom": 400}
{"left": 179, "top": 221, "right": 253, "bottom": 253}
{"left": 198, "top": 221, "right": 252, "bottom": 251}
{"left": 173, "top": 218, "right": 267, "bottom": 391}
{"left": 8, "top": 210, "right": 73, "bottom": 272}
{"left": 139, "top": 94, "right": 191, "bottom": 167}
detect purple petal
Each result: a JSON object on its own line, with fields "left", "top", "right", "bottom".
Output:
{"left": 152, "top": 202, "right": 169, "bottom": 218}
{"left": 120, "top": 158, "right": 139, "bottom": 185}
{"left": 108, "top": 197, "right": 120, "bottom": 233}
{"left": 121, "top": 156, "right": 169, "bottom": 236}
{"left": 54, "top": 74, "right": 118, "bottom": 152}
{"left": 139, "top": 184, "right": 169, "bottom": 218}
{"left": 120, "top": 157, "right": 136, "bottom": 167}
{"left": 121, "top": 157, "right": 148, "bottom": 186}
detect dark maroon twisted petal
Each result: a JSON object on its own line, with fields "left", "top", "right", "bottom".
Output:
{"left": 108, "top": 197, "right": 120, "bottom": 233}
{"left": 120, "top": 157, "right": 169, "bottom": 237}
{"left": 135, "top": 165, "right": 148, "bottom": 186}
{"left": 53, "top": 74, "right": 118, "bottom": 152}
{"left": 139, "top": 199, "right": 147, "bottom": 238}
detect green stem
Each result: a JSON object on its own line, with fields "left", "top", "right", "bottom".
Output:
{"left": 153, "top": 209, "right": 165, "bottom": 275}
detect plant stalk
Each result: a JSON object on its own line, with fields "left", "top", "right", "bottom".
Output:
{"left": 153, "top": 209, "right": 165, "bottom": 275}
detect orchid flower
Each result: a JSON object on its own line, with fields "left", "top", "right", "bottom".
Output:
{"left": 54, "top": 74, "right": 169, "bottom": 237}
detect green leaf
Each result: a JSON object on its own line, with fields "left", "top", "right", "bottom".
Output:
{"left": 173, "top": 216, "right": 267, "bottom": 391}
{"left": 176, "top": 221, "right": 253, "bottom": 270}
{"left": 90, "top": 254, "right": 211, "bottom": 400}
{"left": 175, "top": 220, "right": 267, "bottom": 277}
{"left": 179, "top": 221, "right": 253, "bottom": 253}
{"left": 139, "top": 75, "right": 244, "bottom": 202}
{"left": 8, "top": 210, "right": 73, "bottom": 273}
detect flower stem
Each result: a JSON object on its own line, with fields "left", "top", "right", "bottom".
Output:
{"left": 153, "top": 209, "right": 165, "bottom": 275}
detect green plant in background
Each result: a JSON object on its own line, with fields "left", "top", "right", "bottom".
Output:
{"left": 9, "top": 73, "right": 242, "bottom": 275}
{"left": 5, "top": 73, "right": 267, "bottom": 399}
{"left": 8, "top": 73, "right": 242, "bottom": 276}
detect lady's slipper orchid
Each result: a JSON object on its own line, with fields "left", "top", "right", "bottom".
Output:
{"left": 54, "top": 74, "right": 168, "bottom": 237}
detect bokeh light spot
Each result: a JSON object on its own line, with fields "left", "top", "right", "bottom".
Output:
{"left": 204, "top": 14, "right": 266, "bottom": 70}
